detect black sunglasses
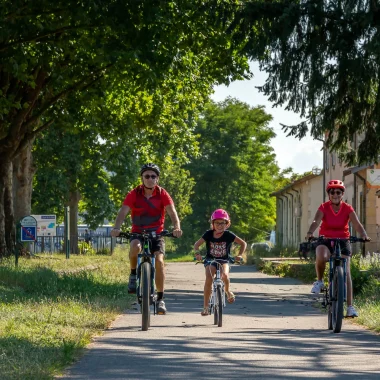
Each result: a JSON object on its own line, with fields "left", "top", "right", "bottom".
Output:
{"left": 329, "top": 190, "right": 342, "bottom": 195}
{"left": 143, "top": 174, "right": 157, "bottom": 179}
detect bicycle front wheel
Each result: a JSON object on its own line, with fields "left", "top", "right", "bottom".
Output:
{"left": 216, "top": 285, "right": 223, "bottom": 327}
{"left": 213, "top": 290, "right": 218, "bottom": 325}
{"left": 141, "top": 262, "right": 151, "bottom": 331}
{"left": 332, "top": 266, "right": 344, "bottom": 333}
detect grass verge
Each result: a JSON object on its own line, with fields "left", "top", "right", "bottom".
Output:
{"left": 0, "top": 246, "right": 132, "bottom": 379}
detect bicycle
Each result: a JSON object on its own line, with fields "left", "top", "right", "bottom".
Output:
{"left": 119, "top": 230, "right": 175, "bottom": 331}
{"left": 309, "top": 235, "right": 367, "bottom": 333}
{"left": 195, "top": 256, "right": 243, "bottom": 327}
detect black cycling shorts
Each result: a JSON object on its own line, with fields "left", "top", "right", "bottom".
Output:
{"left": 129, "top": 236, "right": 165, "bottom": 255}
{"left": 315, "top": 239, "right": 352, "bottom": 257}
{"left": 204, "top": 258, "right": 229, "bottom": 268}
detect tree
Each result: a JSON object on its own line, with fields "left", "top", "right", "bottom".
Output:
{"left": 0, "top": 0, "right": 251, "bottom": 256}
{"left": 182, "top": 98, "right": 281, "bottom": 247}
{"left": 232, "top": 0, "right": 380, "bottom": 165}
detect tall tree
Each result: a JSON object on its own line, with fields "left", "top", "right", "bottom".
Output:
{"left": 0, "top": 0, "right": 250, "bottom": 256}
{"left": 232, "top": 0, "right": 380, "bottom": 165}
{"left": 182, "top": 98, "right": 281, "bottom": 247}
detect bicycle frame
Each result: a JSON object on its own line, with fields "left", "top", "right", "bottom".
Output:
{"left": 119, "top": 230, "right": 174, "bottom": 331}
{"left": 136, "top": 234, "right": 156, "bottom": 308}
{"left": 328, "top": 240, "right": 347, "bottom": 302}
{"left": 311, "top": 235, "right": 367, "bottom": 333}
{"left": 207, "top": 260, "right": 226, "bottom": 311}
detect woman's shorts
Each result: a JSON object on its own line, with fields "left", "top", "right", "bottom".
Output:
{"left": 129, "top": 236, "right": 165, "bottom": 255}
{"left": 315, "top": 239, "right": 352, "bottom": 257}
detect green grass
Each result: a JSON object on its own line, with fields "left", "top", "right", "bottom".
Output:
{"left": 166, "top": 250, "right": 194, "bottom": 262}
{"left": 0, "top": 247, "right": 133, "bottom": 379}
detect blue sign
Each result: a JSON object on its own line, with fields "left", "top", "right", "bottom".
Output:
{"left": 21, "top": 226, "right": 36, "bottom": 242}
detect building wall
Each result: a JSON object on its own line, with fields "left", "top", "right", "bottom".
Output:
{"left": 274, "top": 174, "right": 322, "bottom": 248}
{"left": 273, "top": 162, "right": 380, "bottom": 253}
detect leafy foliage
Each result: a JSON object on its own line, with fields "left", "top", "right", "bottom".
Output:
{"left": 182, "top": 98, "right": 281, "bottom": 246}
{"left": 232, "top": 0, "right": 380, "bottom": 164}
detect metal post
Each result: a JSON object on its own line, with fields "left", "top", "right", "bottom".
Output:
{"left": 15, "top": 221, "right": 20, "bottom": 267}
{"left": 64, "top": 206, "right": 70, "bottom": 259}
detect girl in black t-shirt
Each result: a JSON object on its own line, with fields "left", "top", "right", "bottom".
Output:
{"left": 194, "top": 209, "right": 247, "bottom": 316}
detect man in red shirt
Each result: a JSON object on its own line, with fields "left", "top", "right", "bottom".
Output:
{"left": 306, "top": 180, "right": 370, "bottom": 317}
{"left": 111, "top": 163, "right": 182, "bottom": 314}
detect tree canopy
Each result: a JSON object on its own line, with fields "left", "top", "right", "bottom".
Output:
{"left": 0, "top": 0, "right": 251, "bottom": 256}
{"left": 233, "top": 0, "right": 380, "bottom": 165}
{"left": 181, "top": 98, "right": 282, "bottom": 248}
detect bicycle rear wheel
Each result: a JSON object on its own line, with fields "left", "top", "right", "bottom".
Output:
{"left": 141, "top": 262, "right": 151, "bottom": 331}
{"left": 216, "top": 285, "right": 223, "bottom": 327}
{"left": 332, "top": 266, "right": 344, "bottom": 333}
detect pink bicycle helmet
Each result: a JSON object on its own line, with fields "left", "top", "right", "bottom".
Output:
{"left": 326, "top": 179, "right": 345, "bottom": 192}
{"left": 211, "top": 209, "right": 230, "bottom": 221}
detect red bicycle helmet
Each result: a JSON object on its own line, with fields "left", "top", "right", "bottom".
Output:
{"left": 211, "top": 209, "right": 230, "bottom": 221}
{"left": 326, "top": 179, "right": 345, "bottom": 192}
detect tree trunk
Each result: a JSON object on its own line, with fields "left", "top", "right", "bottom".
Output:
{"left": 0, "top": 156, "right": 14, "bottom": 257}
{"left": 69, "top": 190, "right": 81, "bottom": 254}
{"left": 13, "top": 138, "right": 36, "bottom": 223}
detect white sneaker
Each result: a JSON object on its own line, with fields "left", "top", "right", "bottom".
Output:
{"left": 346, "top": 305, "right": 359, "bottom": 318}
{"left": 311, "top": 280, "right": 325, "bottom": 293}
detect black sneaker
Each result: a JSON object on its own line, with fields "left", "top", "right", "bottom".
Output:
{"left": 157, "top": 300, "right": 167, "bottom": 315}
{"left": 128, "top": 274, "right": 137, "bottom": 294}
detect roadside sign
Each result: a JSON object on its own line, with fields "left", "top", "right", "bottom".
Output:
{"left": 20, "top": 216, "right": 37, "bottom": 242}
{"left": 31, "top": 215, "right": 57, "bottom": 236}
{"left": 21, "top": 226, "right": 37, "bottom": 241}
{"left": 367, "top": 169, "right": 380, "bottom": 186}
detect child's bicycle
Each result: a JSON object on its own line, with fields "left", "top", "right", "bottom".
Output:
{"left": 119, "top": 230, "right": 175, "bottom": 331}
{"left": 195, "top": 256, "right": 243, "bottom": 327}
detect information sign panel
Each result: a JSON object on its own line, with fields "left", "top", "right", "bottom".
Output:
{"left": 31, "top": 215, "right": 57, "bottom": 236}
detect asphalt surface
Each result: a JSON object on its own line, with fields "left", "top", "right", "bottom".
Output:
{"left": 60, "top": 263, "right": 380, "bottom": 379}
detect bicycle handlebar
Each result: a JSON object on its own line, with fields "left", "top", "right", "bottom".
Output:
{"left": 308, "top": 235, "right": 369, "bottom": 243}
{"left": 118, "top": 230, "right": 176, "bottom": 239}
{"left": 194, "top": 256, "right": 245, "bottom": 265}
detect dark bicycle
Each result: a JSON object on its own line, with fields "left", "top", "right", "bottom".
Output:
{"left": 119, "top": 230, "right": 175, "bottom": 331}
{"left": 309, "top": 235, "right": 366, "bottom": 333}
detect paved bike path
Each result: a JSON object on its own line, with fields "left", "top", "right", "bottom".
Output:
{"left": 60, "top": 263, "right": 380, "bottom": 379}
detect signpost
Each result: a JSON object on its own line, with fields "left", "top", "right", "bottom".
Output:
{"left": 20, "top": 216, "right": 37, "bottom": 242}
{"left": 64, "top": 207, "right": 70, "bottom": 259}
{"left": 367, "top": 169, "right": 380, "bottom": 187}
{"left": 16, "top": 216, "right": 37, "bottom": 266}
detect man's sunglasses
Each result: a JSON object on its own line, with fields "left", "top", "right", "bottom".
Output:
{"left": 329, "top": 190, "right": 343, "bottom": 195}
{"left": 143, "top": 174, "right": 157, "bottom": 179}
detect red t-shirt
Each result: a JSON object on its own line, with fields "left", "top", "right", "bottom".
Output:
{"left": 123, "top": 185, "right": 173, "bottom": 233}
{"left": 318, "top": 201, "right": 354, "bottom": 238}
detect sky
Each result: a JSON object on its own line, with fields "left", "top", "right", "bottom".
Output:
{"left": 211, "top": 62, "right": 323, "bottom": 175}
